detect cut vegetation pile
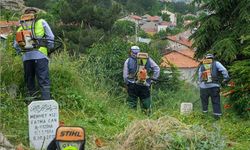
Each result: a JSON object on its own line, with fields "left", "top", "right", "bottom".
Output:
{"left": 105, "top": 116, "right": 225, "bottom": 150}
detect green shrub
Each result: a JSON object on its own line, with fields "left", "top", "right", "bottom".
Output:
{"left": 227, "top": 59, "right": 250, "bottom": 117}
{"left": 0, "top": 36, "right": 25, "bottom": 94}
{"left": 0, "top": 40, "right": 140, "bottom": 147}
{"left": 112, "top": 20, "right": 135, "bottom": 37}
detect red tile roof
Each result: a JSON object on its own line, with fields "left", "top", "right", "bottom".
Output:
{"left": 177, "top": 48, "right": 195, "bottom": 58}
{"left": 161, "top": 50, "right": 199, "bottom": 68}
{"left": 166, "top": 35, "right": 192, "bottom": 48}
{"left": 0, "top": 28, "right": 12, "bottom": 35}
{"left": 144, "top": 28, "right": 157, "bottom": 32}
{"left": 167, "top": 35, "right": 176, "bottom": 41}
{"left": 148, "top": 16, "right": 161, "bottom": 22}
{"left": 130, "top": 15, "right": 142, "bottom": 20}
{"left": 0, "top": 21, "right": 19, "bottom": 35}
{"left": 159, "top": 21, "right": 170, "bottom": 26}
{"left": 159, "top": 21, "right": 176, "bottom": 26}
{"left": 0, "top": 21, "right": 19, "bottom": 27}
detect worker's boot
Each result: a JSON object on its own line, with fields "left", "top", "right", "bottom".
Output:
{"left": 127, "top": 96, "right": 137, "bottom": 109}
{"left": 141, "top": 97, "right": 152, "bottom": 116}
{"left": 41, "top": 86, "right": 51, "bottom": 100}
{"left": 25, "top": 90, "right": 39, "bottom": 104}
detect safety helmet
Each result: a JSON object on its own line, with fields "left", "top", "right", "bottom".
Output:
{"left": 130, "top": 46, "right": 140, "bottom": 56}
{"left": 205, "top": 53, "right": 214, "bottom": 59}
{"left": 24, "top": 7, "right": 38, "bottom": 14}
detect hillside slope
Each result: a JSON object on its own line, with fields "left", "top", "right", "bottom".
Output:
{"left": 1, "top": 39, "right": 250, "bottom": 149}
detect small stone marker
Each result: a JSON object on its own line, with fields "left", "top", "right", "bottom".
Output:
{"left": 180, "top": 103, "right": 193, "bottom": 115}
{"left": 28, "top": 100, "right": 59, "bottom": 150}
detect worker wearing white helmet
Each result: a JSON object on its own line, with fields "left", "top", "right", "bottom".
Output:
{"left": 123, "top": 46, "right": 160, "bottom": 115}
{"left": 199, "top": 53, "right": 230, "bottom": 119}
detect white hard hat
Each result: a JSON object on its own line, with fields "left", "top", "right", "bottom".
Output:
{"left": 131, "top": 46, "right": 140, "bottom": 54}
{"left": 205, "top": 53, "right": 214, "bottom": 59}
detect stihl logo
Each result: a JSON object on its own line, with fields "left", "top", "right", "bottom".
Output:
{"left": 60, "top": 131, "right": 81, "bottom": 137}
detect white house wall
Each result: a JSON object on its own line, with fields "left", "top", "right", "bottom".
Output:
{"left": 161, "top": 10, "right": 177, "bottom": 24}
{"left": 168, "top": 40, "right": 189, "bottom": 50}
{"left": 158, "top": 25, "right": 168, "bottom": 32}
{"left": 179, "top": 68, "right": 198, "bottom": 86}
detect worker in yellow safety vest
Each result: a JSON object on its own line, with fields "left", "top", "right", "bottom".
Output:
{"left": 14, "top": 7, "right": 54, "bottom": 101}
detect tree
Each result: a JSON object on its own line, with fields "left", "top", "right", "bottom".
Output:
{"left": 138, "top": 30, "right": 149, "bottom": 38}
{"left": 176, "top": 13, "right": 184, "bottom": 27}
{"left": 57, "top": 0, "right": 121, "bottom": 30}
{"left": 183, "top": 15, "right": 196, "bottom": 21}
{"left": 47, "top": 0, "right": 122, "bottom": 53}
{"left": 153, "top": 30, "right": 167, "bottom": 39}
{"left": 126, "top": 0, "right": 157, "bottom": 15}
{"left": 161, "top": 2, "right": 198, "bottom": 14}
{"left": 24, "top": 0, "right": 50, "bottom": 9}
{"left": 190, "top": 0, "right": 250, "bottom": 117}
{"left": 150, "top": 39, "right": 169, "bottom": 54}
{"left": 162, "top": 13, "right": 170, "bottom": 22}
{"left": 112, "top": 20, "right": 135, "bottom": 37}
{"left": 174, "top": 2, "right": 187, "bottom": 14}
{"left": 165, "top": 27, "right": 183, "bottom": 36}
{"left": 0, "top": 9, "right": 19, "bottom": 21}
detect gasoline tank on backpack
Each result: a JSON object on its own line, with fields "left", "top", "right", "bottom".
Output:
{"left": 128, "top": 52, "right": 151, "bottom": 85}
{"left": 16, "top": 13, "right": 37, "bottom": 50}
{"left": 200, "top": 58, "right": 219, "bottom": 83}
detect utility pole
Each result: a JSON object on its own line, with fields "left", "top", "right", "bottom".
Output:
{"left": 135, "top": 20, "right": 138, "bottom": 43}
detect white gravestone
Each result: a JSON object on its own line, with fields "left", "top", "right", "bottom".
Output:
{"left": 180, "top": 103, "right": 193, "bottom": 115}
{"left": 28, "top": 100, "right": 59, "bottom": 150}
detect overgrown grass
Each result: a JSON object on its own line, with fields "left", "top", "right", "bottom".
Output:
{"left": 0, "top": 45, "right": 145, "bottom": 148}
{"left": 107, "top": 116, "right": 226, "bottom": 150}
{"left": 1, "top": 42, "right": 249, "bottom": 149}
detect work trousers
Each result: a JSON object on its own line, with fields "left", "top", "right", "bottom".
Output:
{"left": 127, "top": 83, "right": 151, "bottom": 112}
{"left": 200, "top": 87, "right": 221, "bottom": 116}
{"left": 23, "top": 58, "right": 51, "bottom": 100}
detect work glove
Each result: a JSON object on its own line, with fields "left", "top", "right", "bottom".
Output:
{"left": 222, "top": 78, "right": 230, "bottom": 86}
{"left": 124, "top": 78, "right": 130, "bottom": 85}
{"left": 47, "top": 40, "right": 55, "bottom": 49}
{"left": 13, "top": 41, "right": 22, "bottom": 55}
{"left": 16, "top": 48, "right": 22, "bottom": 55}
{"left": 150, "top": 78, "right": 158, "bottom": 84}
